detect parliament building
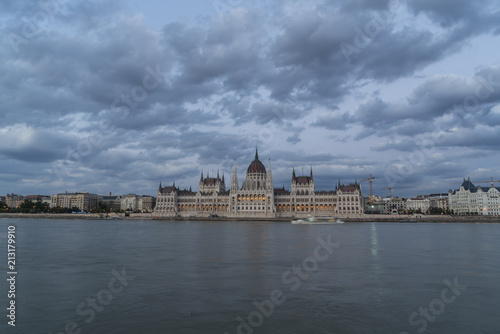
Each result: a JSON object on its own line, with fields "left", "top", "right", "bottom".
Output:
{"left": 154, "top": 149, "right": 364, "bottom": 218}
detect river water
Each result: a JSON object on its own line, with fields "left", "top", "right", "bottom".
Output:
{"left": 0, "top": 219, "right": 498, "bottom": 333}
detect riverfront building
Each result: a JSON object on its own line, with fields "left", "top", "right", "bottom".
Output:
{"left": 50, "top": 192, "right": 100, "bottom": 212}
{"left": 449, "top": 178, "right": 500, "bottom": 215}
{"left": 405, "top": 196, "right": 431, "bottom": 213}
{"left": 154, "top": 149, "right": 364, "bottom": 218}
{"left": 5, "top": 194, "right": 24, "bottom": 208}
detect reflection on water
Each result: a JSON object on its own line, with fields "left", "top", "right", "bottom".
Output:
{"left": 0, "top": 219, "right": 499, "bottom": 334}
{"left": 370, "top": 222, "right": 379, "bottom": 256}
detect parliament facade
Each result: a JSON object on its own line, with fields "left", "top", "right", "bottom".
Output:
{"left": 154, "top": 149, "right": 364, "bottom": 218}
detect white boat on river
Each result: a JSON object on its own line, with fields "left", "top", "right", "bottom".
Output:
{"left": 291, "top": 216, "right": 344, "bottom": 224}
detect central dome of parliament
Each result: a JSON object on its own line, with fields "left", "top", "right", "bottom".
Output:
{"left": 247, "top": 148, "right": 266, "bottom": 174}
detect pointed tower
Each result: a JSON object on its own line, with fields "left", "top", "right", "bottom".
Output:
{"left": 229, "top": 160, "right": 239, "bottom": 214}
{"left": 265, "top": 158, "right": 274, "bottom": 215}
{"left": 266, "top": 159, "right": 273, "bottom": 191}
{"left": 231, "top": 160, "right": 239, "bottom": 192}
{"left": 199, "top": 170, "right": 205, "bottom": 193}
{"left": 309, "top": 166, "right": 315, "bottom": 193}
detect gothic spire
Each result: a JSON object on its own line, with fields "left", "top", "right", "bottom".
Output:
{"left": 231, "top": 159, "right": 239, "bottom": 191}
{"left": 266, "top": 158, "right": 273, "bottom": 190}
{"left": 255, "top": 146, "right": 259, "bottom": 160}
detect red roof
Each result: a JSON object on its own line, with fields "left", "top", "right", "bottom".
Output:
{"left": 295, "top": 176, "right": 311, "bottom": 185}
{"left": 246, "top": 148, "right": 266, "bottom": 174}
{"left": 247, "top": 160, "right": 266, "bottom": 173}
{"left": 203, "top": 178, "right": 217, "bottom": 186}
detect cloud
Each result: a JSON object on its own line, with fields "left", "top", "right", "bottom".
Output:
{"left": 312, "top": 111, "right": 355, "bottom": 130}
{"left": 0, "top": 124, "right": 78, "bottom": 163}
{"left": 352, "top": 65, "right": 500, "bottom": 139}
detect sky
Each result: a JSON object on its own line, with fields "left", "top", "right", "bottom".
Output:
{"left": 1, "top": 0, "right": 500, "bottom": 198}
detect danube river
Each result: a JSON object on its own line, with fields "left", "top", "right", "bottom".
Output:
{"left": 0, "top": 219, "right": 499, "bottom": 333}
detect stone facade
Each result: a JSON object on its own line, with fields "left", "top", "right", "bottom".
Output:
{"left": 101, "top": 195, "right": 122, "bottom": 211}
{"left": 383, "top": 197, "right": 406, "bottom": 213}
{"left": 50, "top": 192, "right": 100, "bottom": 211}
{"left": 428, "top": 194, "right": 449, "bottom": 211}
{"left": 449, "top": 178, "right": 500, "bottom": 215}
{"left": 6, "top": 194, "right": 24, "bottom": 208}
{"left": 101, "top": 194, "right": 156, "bottom": 212}
{"left": 406, "top": 196, "right": 430, "bottom": 213}
{"left": 154, "top": 149, "right": 364, "bottom": 218}
{"left": 139, "top": 195, "right": 156, "bottom": 212}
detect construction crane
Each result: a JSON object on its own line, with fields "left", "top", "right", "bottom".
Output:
{"left": 475, "top": 177, "right": 500, "bottom": 188}
{"left": 382, "top": 187, "right": 396, "bottom": 198}
{"left": 360, "top": 174, "right": 375, "bottom": 203}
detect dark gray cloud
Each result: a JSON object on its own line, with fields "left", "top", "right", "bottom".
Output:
{"left": 352, "top": 66, "right": 500, "bottom": 141}
{"left": 312, "top": 111, "right": 355, "bottom": 130}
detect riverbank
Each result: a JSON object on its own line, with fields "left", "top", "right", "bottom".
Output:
{"left": 1, "top": 212, "right": 500, "bottom": 223}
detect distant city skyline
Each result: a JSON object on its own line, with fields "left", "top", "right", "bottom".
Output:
{"left": 1, "top": 0, "right": 500, "bottom": 198}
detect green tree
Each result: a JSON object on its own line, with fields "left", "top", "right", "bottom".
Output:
{"left": 94, "top": 201, "right": 110, "bottom": 213}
